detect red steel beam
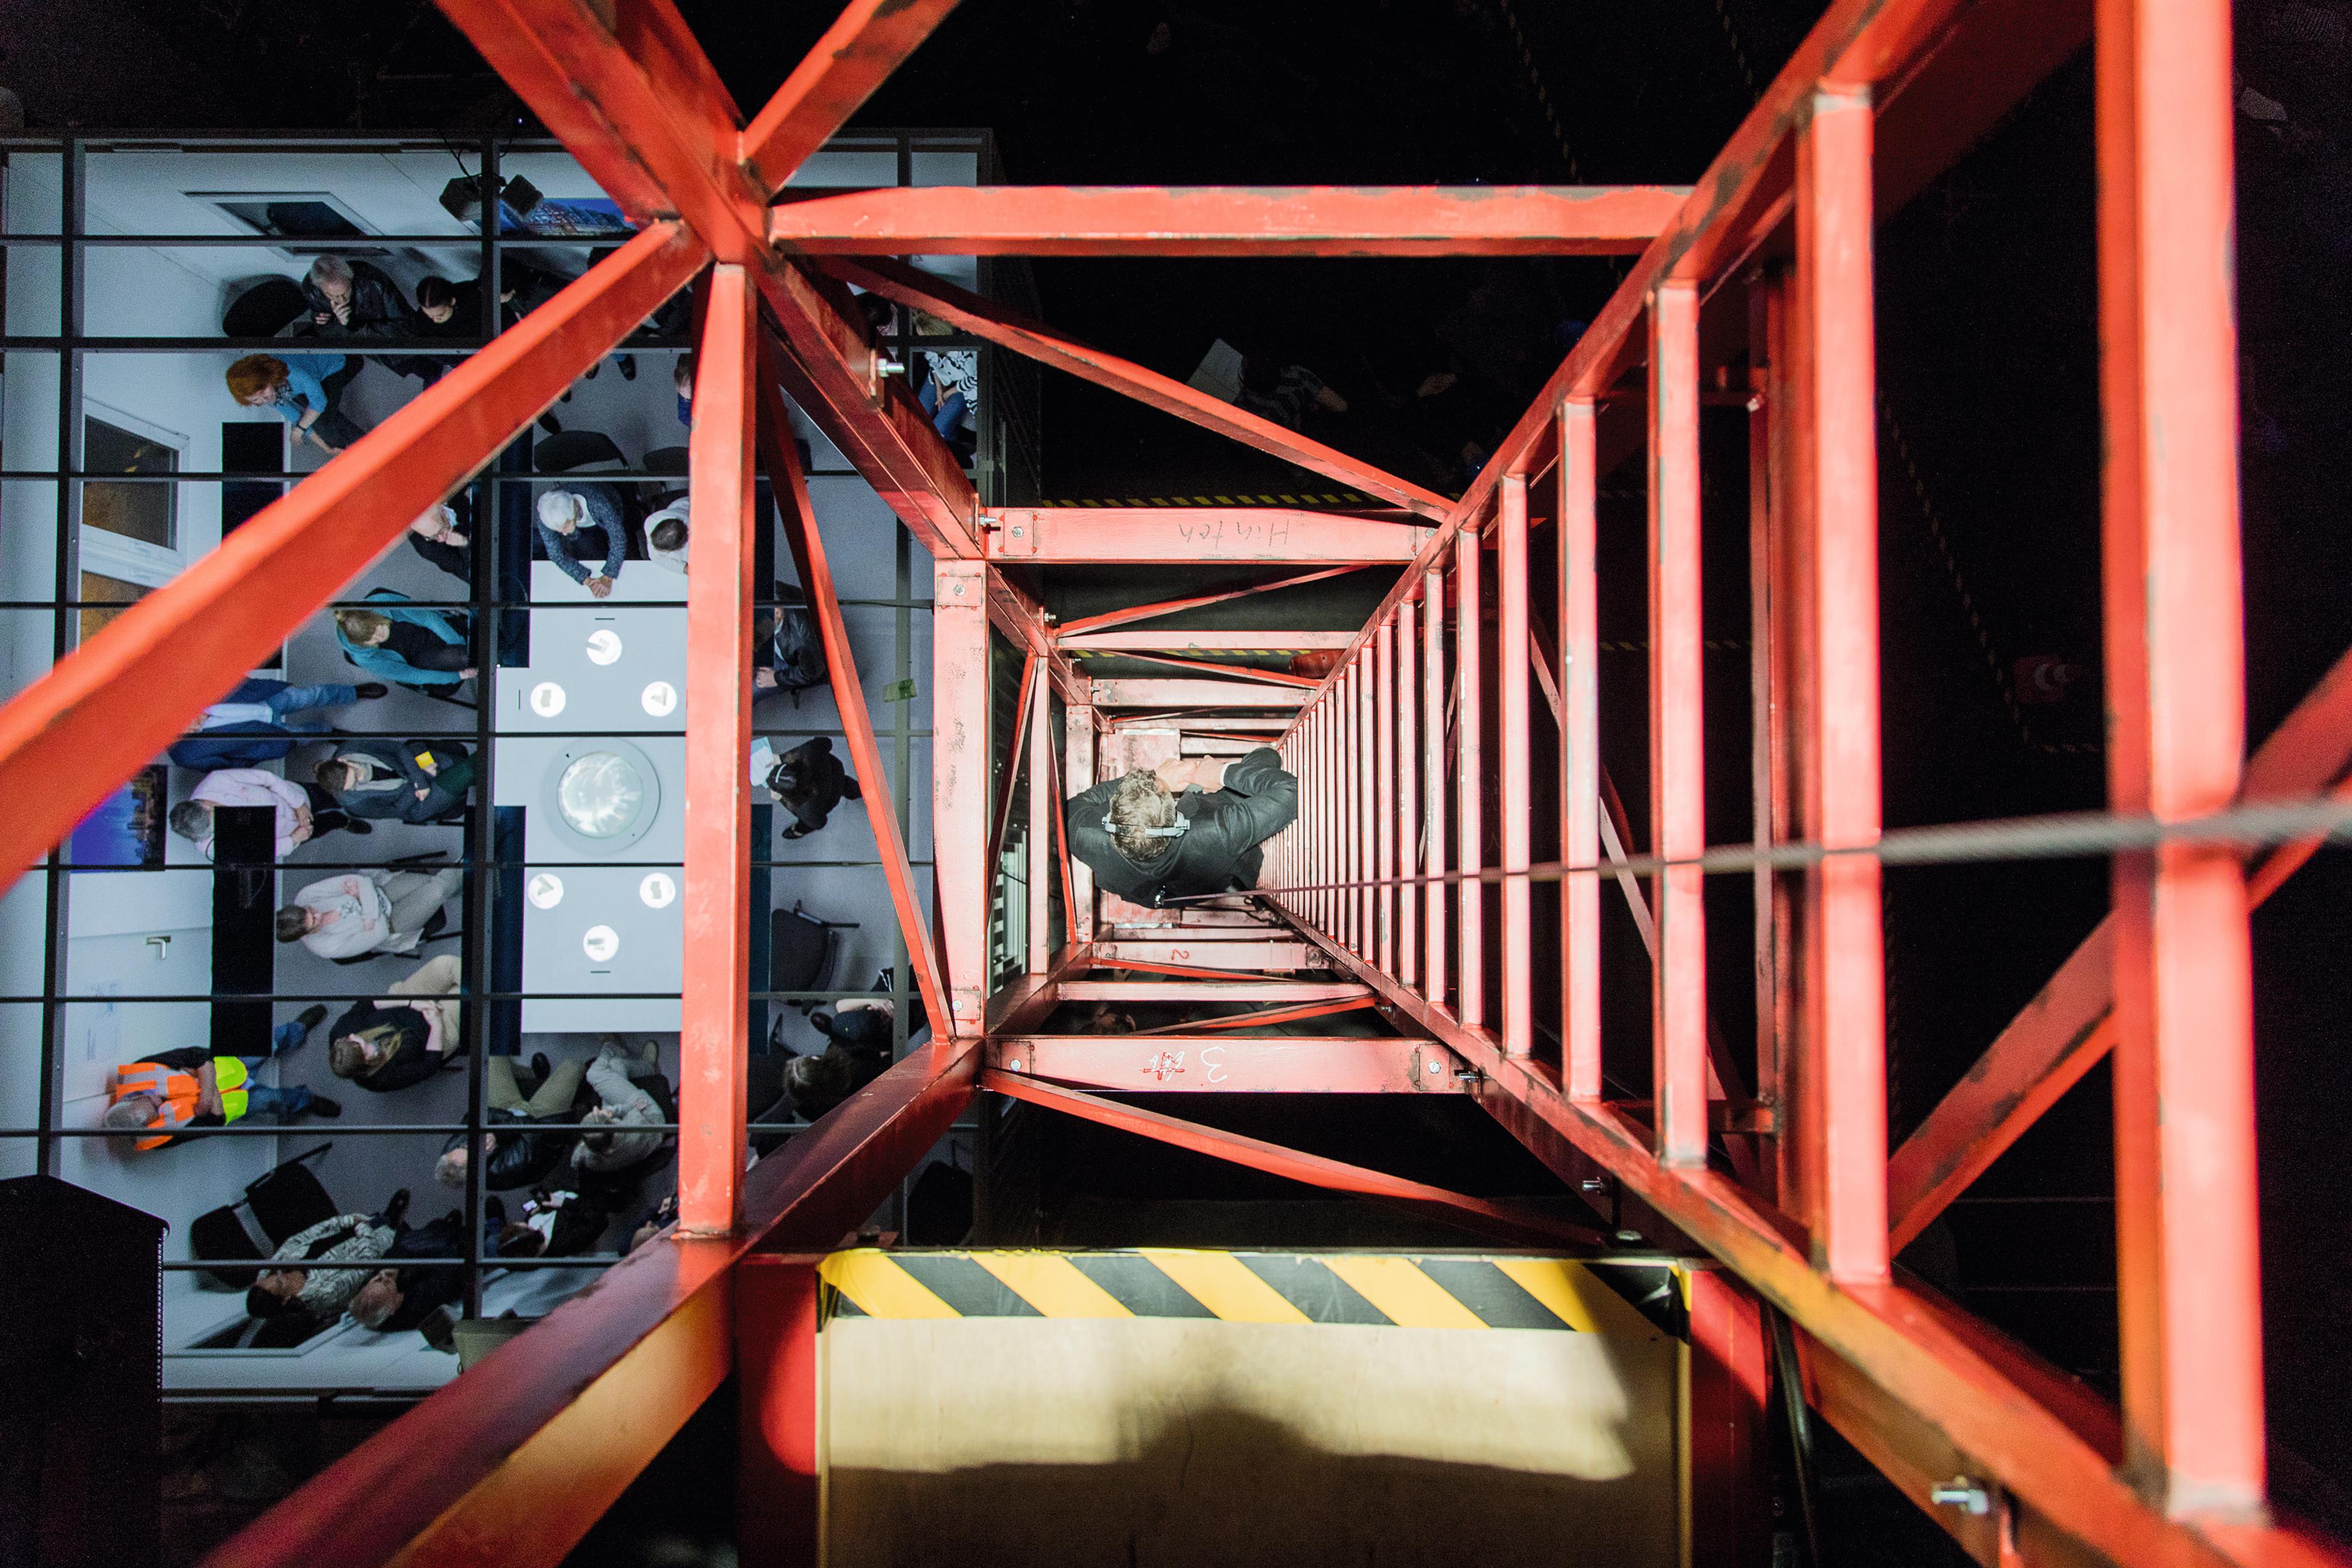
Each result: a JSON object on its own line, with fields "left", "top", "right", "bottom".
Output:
{"left": 436, "top": 0, "right": 982, "bottom": 558}
{"left": 933, "top": 559, "right": 993, "bottom": 1031}
{"left": 987, "top": 1035, "right": 1460, "bottom": 1095}
{"left": 1498, "top": 473, "right": 1533, "bottom": 1057}
{"left": 739, "top": 0, "right": 963, "bottom": 194}
{"left": 1060, "top": 629, "right": 1359, "bottom": 652}
{"left": 2097, "top": 0, "right": 2263, "bottom": 1513}
{"left": 0, "top": 223, "right": 701, "bottom": 892}
{"left": 1056, "top": 566, "right": 1370, "bottom": 636}
{"left": 981, "top": 1071, "right": 1604, "bottom": 1250}
{"left": 206, "top": 1036, "right": 978, "bottom": 1568}
{"left": 1059, "top": 979, "right": 1369, "bottom": 1004}
{"left": 823, "top": 255, "right": 1450, "bottom": 519}
{"left": 1079, "top": 651, "right": 1319, "bottom": 688}
{"left": 990, "top": 507, "right": 1427, "bottom": 564}
{"left": 1395, "top": 594, "right": 1419, "bottom": 989}
{"left": 1560, "top": 399, "right": 1603, "bottom": 1101}
{"left": 1796, "top": 90, "right": 1888, "bottom": 1281}
{"left": 771, "top": 184, "right": 1690, "bottom": 256}
{"left": 736, "top": 1255, "right": 823, "bottom": 1568}
{"left": 1271, "top": 905, "right": 2345, "bottom": 1568}
{"left": 679, "top": 264, "right": 758, "bottom": 1235}
{"left": 1089, "top": 679, "right": 1309, "bottom": 709}
{"left": 1093, "top": 940, "right": 1317, "bottom": 970}
{"left": 1133, "top": 996, "right": 1381, "bottom": 1036}
{"left": 1028, "top": 663, "right": 1054, "bottom": 974}
{"left": 756, "top": 336, "right": 951, "bottom": 1032}
{"left": 1649, "top": 281, "right": 1707, "bottom": 1168}
{"left": 1423, "top": 565, "right": 1447, "bottom": 1006}
{"left": 1455, "top": 529, "right": 1485, "bottom": 1031}
{"left": 1357, "top": 643, "right": 1378, "bottom": 963}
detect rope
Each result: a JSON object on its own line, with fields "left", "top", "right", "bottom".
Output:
{"left": 1162, "top": 794, "right": 2352, "bottom": 904}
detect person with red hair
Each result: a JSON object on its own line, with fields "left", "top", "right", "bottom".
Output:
{"left": 225, "top": 352, "right": 366, "bottom": 456}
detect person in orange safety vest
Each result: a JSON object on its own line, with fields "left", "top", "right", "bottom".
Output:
{"left": 102, "top": 1006, "right": 337, "bottom": 1150}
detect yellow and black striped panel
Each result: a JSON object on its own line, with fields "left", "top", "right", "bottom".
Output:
{"left": 819, "top": 1250, "right": 1681, "bottom": 1336}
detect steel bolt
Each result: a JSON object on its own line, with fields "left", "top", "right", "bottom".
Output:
{"left": 1006, "top": 1059, "right": 1024, "bottom": 1072}
{"left": 1580, "top": 1177, "right": 1607, "bottom": 1195}
{"left": 1424, "top": 1058, "right": 1441, "bottom": 1076}
{"left": 1929, "top": 1479, "right": 1991, "bottom": 1517}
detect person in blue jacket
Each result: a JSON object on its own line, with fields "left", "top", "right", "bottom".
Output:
{"left": 333, "top": 590, "right": 475, "bottom": 687}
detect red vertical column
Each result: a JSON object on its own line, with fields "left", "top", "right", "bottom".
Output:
{"left": 1559, "top": 399, "right": 1602, "bottom": 1100}
{"left": 1396, "top": 595, "right": 1419, "bottom": 990}
{"left": 1649, "top": 279, "right": 1708, "bottom": 1168}
{"left": 1797, "top": 90, "right": 1888, "bottom": 1278}
{"left": 2096, "top": 0, "right": 2263, "bottom": 1515}
{"left": 1683, "top": 1268, "right": 1769, "bottom": 1567}
{"left": 1424, "top": 567, "right": 1448, "bottom": 1006}
{"left": 1455, "top": 529, "right": 1485, "bottom": 1031}
{"left": 1027, "top": 673, "right": 1052, "bottom": 973}
{"left": 1498, "top": 473, "right": 1533, "bottom": 1056}
{"left": 933, "top": 560, "right": 992, "bottom": 1033}
{"left": 737, "top": 1255, "right": 824, "bottom": 1568}
{"left": 1341, "top": 663, "right": 1359, "bottom": 952}
{"left": 1747, "top": 270, "right": 1793, "bottom": 1186}
{"left": 1374, "top": 625, "right": 1396, "bottom": 971}
{"left": 1364, "top": 644, "right": 1373, "bottom": 963}
{"left": 678, "top": 263, "right": 754, "bottom": 1235}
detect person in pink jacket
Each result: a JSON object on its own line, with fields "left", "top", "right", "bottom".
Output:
{"left": 167, "top": 768, "right": 364, "bottom": 861}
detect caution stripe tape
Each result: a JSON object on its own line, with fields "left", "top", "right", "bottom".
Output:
{"left": 819, "top": 1249, "right": 1679, "bottom": 1334}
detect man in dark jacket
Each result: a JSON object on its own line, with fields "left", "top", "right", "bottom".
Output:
{"left": 315, "top": 737, "right": 473, "bottom": 823}
{"left": 432, "top": 1053, "right": 584, "bottom": 1191}
{"left": 751, "top": 735, "right": 861, "bottom": 840}
{"left": 1066, "top": 747, "right": 1298, "bottom": 908}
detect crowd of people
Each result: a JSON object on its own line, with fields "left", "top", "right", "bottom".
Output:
{"left": 89, "top": 241, "right": 927, "bottom": 1354}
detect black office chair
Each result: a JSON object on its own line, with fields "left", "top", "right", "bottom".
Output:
{"left": 221, "top": 276, "right": 309, "bottom": 339}
{"left": 188, "top": 1144, "right": 338, "bottom": 1289}
{"left": 769, "top": 901, "right": 852, "bottom": 1017}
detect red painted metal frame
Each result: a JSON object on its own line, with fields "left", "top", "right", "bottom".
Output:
{"left": 772, "top": 184, "right": 1690, "bottom": 255}
{"left": 0, "top": 224, "right": 704, "bottom": 888}
{"left": 757, "top": 337, "right": 951, "bottom": 1033}
{"left": 826, "top": 255, "right": 1450, "bottom": 518}
{"left": 981, "top": 1071, "right": 1604, "bottom": 1250}
{"left": 933, "top": 559, "right": 993, "bottom": 1031}
{"left": 2097, "top": 0, "right": 2263, "bottom": 1513}
{"left": 679, "top": 263, "right": 758, "bottom": 1235}
{"left": 987, "top": 1035, "right": 1458, "bottom": 1095}
{"left": 1649, "top": 281, "right": 1708, "bottom": 1169}
{"left": 36, "top": 0, "right": 2318, "bottom": 1560}
{"left": 1560, "top": 399, "right": 1603, "bottom": 1101}
{"left": 1686, "top": 1270, "right": 1770, "bottom": 1568}
{"left": 1498, "top": 475, "right": 1533, "bottom": 1057}
{"left": 990, "top": 507, "right": 1428, "bottom": 564}
{"left": 1061, "top": 628, "right": 1360, "bottom": 652}
{"left": 1795, "top": 89, "right": 1888, "bottom": 1281}
{"left": 1883, "top": 640, "right": 2352, "bottom": 1251}
{"left": 736, "top": 1255, "right": 823, "bottom": 1568}
{"left": 204, "top": 1037, "right": 977, "bottom": 1568}
{"left": 1089, "top": 678, "right": 1309, "bottom": 709}
{"left": 1131, "top": 996, "right": 1381, "bottom": 1036}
